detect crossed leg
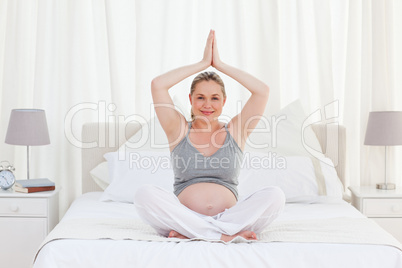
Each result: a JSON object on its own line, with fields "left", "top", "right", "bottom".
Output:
{"left": 134, "top": 185, "right": 285, "bottom": 242}
{"left": 168, "top": 230, "right": 257, "bottom": 242}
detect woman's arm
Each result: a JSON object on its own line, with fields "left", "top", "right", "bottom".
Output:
{"left": 212, "top": 31, "right": 269, "bottom": 99}
{"left": 212, "top": 31, "right": 269, "bottom": 148}
{"left": 151, "top": 30, "right": 214, "bottom": 139}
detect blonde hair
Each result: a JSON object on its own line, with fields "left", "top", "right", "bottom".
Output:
{"left": 190, "top": 71, "right": 226, "bottom": 121}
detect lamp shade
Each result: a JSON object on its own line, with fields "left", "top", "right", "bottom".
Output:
{"left": 364, "top": 111, "right": 402, "bottom": 146}
{"left": 5, "top": 109, "right": 50, "bottom": 146}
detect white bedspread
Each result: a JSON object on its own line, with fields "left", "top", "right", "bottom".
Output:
{"left": 34, "top": 192, "right": 402, "bottom": 268}
{"left": 37, "top": 217, "right": 402, "bottom": 249}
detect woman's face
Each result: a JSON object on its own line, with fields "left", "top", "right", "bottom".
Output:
{"left": 189, "top": 80, "right": 226, "bottom": 122}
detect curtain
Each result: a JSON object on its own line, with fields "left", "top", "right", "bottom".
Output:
{"left": 1, "top": 0, "right": 401, "bottom": 217}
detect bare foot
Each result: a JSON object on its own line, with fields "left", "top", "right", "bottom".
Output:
{"left": 220, "top": 230, "right": 257, "bottom": 242}
{"left": 168, "top": 230, "right": 189, "bottom": 239}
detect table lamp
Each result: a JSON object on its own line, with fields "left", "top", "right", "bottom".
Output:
{"left": 5, "top": 109, "right": 50, "bottom": 180}
{"left": 364, "top": 111, "right": 402, "bottom": 190}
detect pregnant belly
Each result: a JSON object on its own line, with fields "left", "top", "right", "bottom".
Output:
{"left": 178, "top": 183, "right": 237, "bottom": 216}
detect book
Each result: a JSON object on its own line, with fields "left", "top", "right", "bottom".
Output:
{"left": 15, "top": 178, "right": 55, "bottom": 188}
{"left": 14, "top": 185, "right": 56, "bottom": 193}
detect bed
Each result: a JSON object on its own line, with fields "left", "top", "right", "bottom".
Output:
{"left": 34, "top": 107, "right": 402, "bottom": 267}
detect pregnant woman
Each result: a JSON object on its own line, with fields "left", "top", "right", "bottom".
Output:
{"left": 134, "top": 30, "right": 285, "bottom": 242}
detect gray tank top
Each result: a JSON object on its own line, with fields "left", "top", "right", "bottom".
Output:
{"left": 171, "top": 121, "right": 243, "bottom": 199}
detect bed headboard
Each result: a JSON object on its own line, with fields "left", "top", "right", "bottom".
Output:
{"left": 81, "top": 123, "right": 346, "bottom": 194}
{"left": 81, "top": 122, "right": 143, "bottom": 193}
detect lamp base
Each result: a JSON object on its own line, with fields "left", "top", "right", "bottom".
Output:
{"left": 376, "top": 183, "right": 396, "bottom": 190}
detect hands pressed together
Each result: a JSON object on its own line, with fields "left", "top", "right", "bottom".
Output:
{"left": 202, "top": 29, "right": 223, "bottom": 69}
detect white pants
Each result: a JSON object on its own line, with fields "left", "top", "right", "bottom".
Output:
{"left": 134, "top": 185, "right": 285, "bottom": 240}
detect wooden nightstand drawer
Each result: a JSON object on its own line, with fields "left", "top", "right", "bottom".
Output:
{"left": 0, "top": 198, "right": 48, "bottom": 217}
{"left": 363, "top": 198, "right": 402, "bottom": 217}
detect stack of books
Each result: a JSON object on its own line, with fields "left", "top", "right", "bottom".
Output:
{"left": 14, "top": 178, "right": 55, "bottom": 193}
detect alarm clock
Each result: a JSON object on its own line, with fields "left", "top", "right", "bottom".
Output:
{"left": 0, "top": 161, "right": 16, "bottom": 190}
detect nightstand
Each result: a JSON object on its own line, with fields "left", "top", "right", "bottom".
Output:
{"left": 0, "top": 188, "right": 59, "bottom": 268}
{"left": 349, "top": 186, "right": 402, "bottom": 243}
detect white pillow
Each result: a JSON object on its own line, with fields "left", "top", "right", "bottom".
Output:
{"left": 90, "top": 116, "right": 169, "bottom": 190}
{"left": 100, "top": 150, "right": 174, "bottom": 203}
{"left": 237, "top": 153, "right": 344, "bottom": 203}
{"left": 245, "top": 99, "right": 323, "bottom": 157}
{"left": 89, "top": 161, "right": 110, "bottom": 190}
